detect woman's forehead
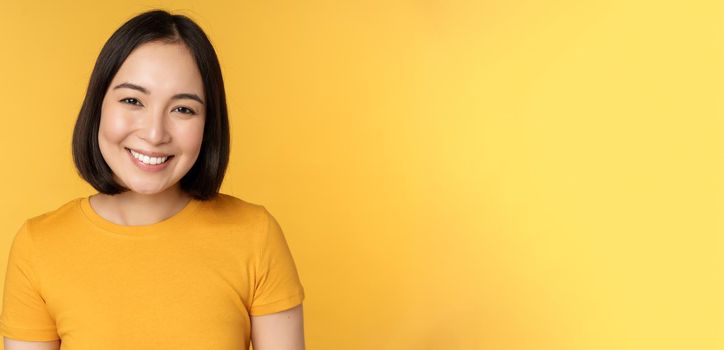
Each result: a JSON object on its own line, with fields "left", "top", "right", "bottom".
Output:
{"left": 111, "top": 41, "right": 204, "bottom": 98}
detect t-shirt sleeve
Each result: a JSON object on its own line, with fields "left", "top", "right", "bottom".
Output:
{"left": 0, "top": 221, "right": 59, "bottom": 341}
{"left": 249, "top": 209, "right": 305, "bottom": 316}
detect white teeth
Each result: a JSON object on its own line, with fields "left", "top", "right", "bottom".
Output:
{"left": 129, "top": 149, "right": 169, "bottom": 165}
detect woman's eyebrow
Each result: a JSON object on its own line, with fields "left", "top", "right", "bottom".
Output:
{"left": 112, "top": 82, "right": 205, "bottom": 105}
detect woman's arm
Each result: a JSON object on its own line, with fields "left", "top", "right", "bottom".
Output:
{"left": 250, "top": 304, "right": 305, "bottom": 350}
{"left": 4, "top": 338, "right": 60, "bottom": 350}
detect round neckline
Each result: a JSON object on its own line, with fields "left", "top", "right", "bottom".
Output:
{"left": 78, "top": 194, "right": 203, "bottom": 237}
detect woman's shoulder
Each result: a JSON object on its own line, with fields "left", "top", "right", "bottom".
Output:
{"left": 198, "top": 192, "right": 273, "bottom": 225}
{"left": 25, "top": 197, "right": 84, "bottom": 228}
{"left": 208, "top": 192, "right": 265, "bottom": 211}
{"left": 14, "top": 197, "right": 85, "bottom": 243}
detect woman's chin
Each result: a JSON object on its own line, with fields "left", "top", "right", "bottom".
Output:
{"left": 126, "top": 183, "right": 172, "bottom": 196}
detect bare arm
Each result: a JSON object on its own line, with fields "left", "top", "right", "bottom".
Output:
{"left": 251, "top": 304, "right": 305, "bottom": 350}
{"left": 4, "top": 338, "right": 60, "bottom": 350}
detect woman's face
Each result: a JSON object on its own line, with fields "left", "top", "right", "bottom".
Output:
{"left": 98, "top": 41, "right": 206, "bottom": 196}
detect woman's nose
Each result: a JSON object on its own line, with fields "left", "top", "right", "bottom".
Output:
{"left": 139, "top": 107, "right": 171, "bottom": 145}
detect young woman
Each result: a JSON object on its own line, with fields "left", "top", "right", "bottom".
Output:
{"left": 0, "top": 10, "right": 305, "bottom": 350}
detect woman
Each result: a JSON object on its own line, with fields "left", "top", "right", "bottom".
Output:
{"left": 0, "top": 9, "right": 305, "bottom": 350}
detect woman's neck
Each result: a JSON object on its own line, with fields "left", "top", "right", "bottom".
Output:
{"left": 88, "top": 188, "right": 192, "bottom": 226}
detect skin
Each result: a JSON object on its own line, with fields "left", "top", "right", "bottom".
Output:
{"left": 251, "top": 304, "right": 305, "bottom": 349}
{"left": 5, "top": 40, "right": 304, "bottom": 350}
{"left": 92, "top": 40, "right": 206, "bottom": 224}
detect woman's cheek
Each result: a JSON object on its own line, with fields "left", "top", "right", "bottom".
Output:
{"left": 100, "top": 115, "right": 127, "bottom": 143}
{"left": 179, "top": 118, "right": 205, "bottom": 153}
{"left": 105, "top": 104, "right": 139, "bottom": 137}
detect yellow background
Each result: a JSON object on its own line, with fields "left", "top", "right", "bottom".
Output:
{"left": 0, "top": 1, "right": 721, "bottom": 349}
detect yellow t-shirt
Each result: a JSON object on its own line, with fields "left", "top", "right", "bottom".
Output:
{"left": 0, "top": 193, "right": 305, "bottom": 349}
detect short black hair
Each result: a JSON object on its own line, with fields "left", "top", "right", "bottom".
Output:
{"left": 72, "top": 9, "right": 229, "bottom": 201}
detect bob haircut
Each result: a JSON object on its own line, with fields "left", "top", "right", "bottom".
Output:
{"left": 72, "top": 9, "right": 229, "bottom": 201}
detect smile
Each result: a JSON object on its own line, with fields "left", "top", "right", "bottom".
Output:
{"left": 125, "top": 148, "right": 174, "bottom": 172}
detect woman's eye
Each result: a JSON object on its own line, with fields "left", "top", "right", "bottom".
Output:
{"left": 174, "top": 106, "right": 196, "bottom": 115}
{"left": 120, "top": 98, "right": 142, "bottom": 106}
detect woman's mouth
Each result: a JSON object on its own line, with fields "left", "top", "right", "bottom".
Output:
{"left": 125, "top": 148, "right": 174, "bottom": 171}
